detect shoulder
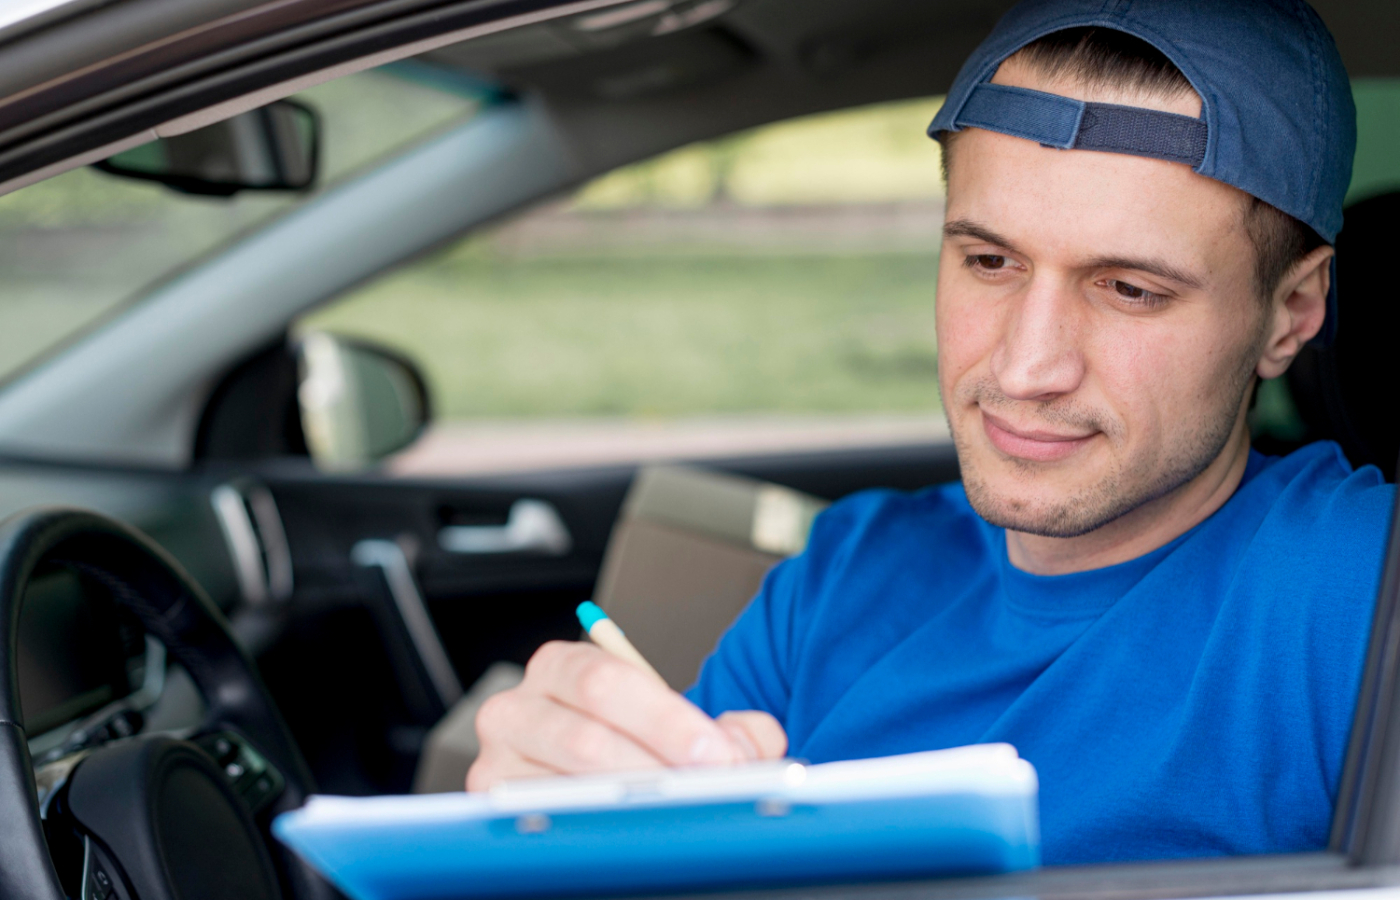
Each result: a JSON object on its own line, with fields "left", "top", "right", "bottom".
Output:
{"left": 1245, "top": 441, "right": 1393, "bottom": 543}
{"left": 1211, "top": 443, "right": 1394, "bottom": 752}
{"left": 1232, "top": 441, "right": 1394, "bottom": 599}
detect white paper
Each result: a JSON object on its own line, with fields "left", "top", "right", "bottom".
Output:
{"left": 291, "top": 743, "right": 1036, "bottom": 825}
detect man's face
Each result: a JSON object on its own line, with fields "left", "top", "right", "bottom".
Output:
{"left": 937, "top": 62, "right": 1269, "bottom": 538}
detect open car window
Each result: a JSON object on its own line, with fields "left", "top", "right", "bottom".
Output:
{"left": 298, "top": 96, "right": 949, "bottom": 476}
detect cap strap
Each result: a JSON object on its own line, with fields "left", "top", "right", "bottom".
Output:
{"left": 955, "top": 83, "right": 1207, "bottom": 167}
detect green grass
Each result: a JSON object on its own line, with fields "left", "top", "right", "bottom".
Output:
{"left": 302, "top": 252, "right": 943, "bottom": 419}
{"left": 575, "top": 96, "right": 946, "bottom": 209}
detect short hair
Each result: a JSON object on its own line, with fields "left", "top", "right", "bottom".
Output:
{"left": 941, "top": 27, "right": 1326, "bottom": 305}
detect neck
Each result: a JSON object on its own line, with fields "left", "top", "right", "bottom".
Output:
{"left": 1004, "top": 417, "right": 1254, "bottom": 576}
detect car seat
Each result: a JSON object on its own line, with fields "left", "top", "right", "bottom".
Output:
{"left": 1283, "top": 190, "right": 1400, "bottom": 480}
{"left": 592, "top": 465, "right": 828, "bottom": 691}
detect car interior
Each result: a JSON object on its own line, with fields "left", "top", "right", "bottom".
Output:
{"left": 1, "top": 1, "right": 1400, "bottom": 900}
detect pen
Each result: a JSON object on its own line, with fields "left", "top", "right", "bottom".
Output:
{"left": 576, "top": 601, "right": 664, "bottom": 682}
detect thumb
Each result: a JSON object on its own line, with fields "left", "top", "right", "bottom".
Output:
{"left": 717, "top": 710, "right": 788, "bottom": 761}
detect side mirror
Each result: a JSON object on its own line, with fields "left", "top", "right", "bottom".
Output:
{"left": 94, "top": 99, "right": 319, "bottom": 196}
{"left": 296, "top": 333, "right": 431, "bottom": 471}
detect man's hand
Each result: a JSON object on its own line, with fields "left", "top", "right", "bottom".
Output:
{"left": 467, "top": 641, "right": 787, "bottom": 790}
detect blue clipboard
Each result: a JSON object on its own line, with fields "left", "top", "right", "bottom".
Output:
{"left": 273, "top": 744, "right": 1040, "bottom": 900}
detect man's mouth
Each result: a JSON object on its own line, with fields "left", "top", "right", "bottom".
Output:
{"left": 980, "top": 410, "right": 1098, "bottom": 463}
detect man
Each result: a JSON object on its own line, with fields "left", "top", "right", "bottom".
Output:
{"left": 470, "top": 0, "right": 1396, "bottom": 865}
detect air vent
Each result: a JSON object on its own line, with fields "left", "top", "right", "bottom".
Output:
{"left": 211, "top": 482, "right": 293, "bottom": 606}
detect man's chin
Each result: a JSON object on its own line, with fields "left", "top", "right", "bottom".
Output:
{"left": 964, "top": 482, "right": 1126, "bottom": 539}
{"left": 958, "top": 453, "right": 1133, "bottom": 539}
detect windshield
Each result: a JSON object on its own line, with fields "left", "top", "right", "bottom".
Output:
{"left": 0, "top": 65, "right": 478, "bottom": 385}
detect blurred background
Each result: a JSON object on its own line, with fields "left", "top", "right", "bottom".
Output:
{"left": 303, "top": 76, "right": 948, "bottom": 474}
{"left": 2, "top": 67, "right": 1397, "bottom": 476}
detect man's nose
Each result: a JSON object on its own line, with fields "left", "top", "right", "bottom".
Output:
{"left": 989, "top": 278, "right": 1085, "bottom": 402}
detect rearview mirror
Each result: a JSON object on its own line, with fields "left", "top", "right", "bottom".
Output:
{"left": 296, "top": 333, "right": 431, "bottom": 471}
{"left": 94, "top": 99, "right": 319, "bottom": 196}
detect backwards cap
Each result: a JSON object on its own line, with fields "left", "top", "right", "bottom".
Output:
{"left": 927, "top": 0, "right": 1355, "bottom": 345}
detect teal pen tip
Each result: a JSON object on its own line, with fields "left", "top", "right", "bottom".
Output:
{"left": 576, "top": 601, "right": 608, "bottom": 632}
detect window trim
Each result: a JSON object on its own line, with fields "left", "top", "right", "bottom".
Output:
{"left": 1333, "top": 486, "right": 1400, "bottom": 864}
{"left": 0, "top": 0, "right": 629, "bottom": 190}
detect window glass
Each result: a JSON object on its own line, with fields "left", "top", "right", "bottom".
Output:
{"left": 1350, "top": 77, "right": 1400, "bottom": 202}
{"left": 300, "top": 97, "right": 949, "bottom": 475}
{"left": 0, "top": 66, "right": 478, "bottom": 385}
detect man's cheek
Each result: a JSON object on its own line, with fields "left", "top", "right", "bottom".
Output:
{"left": 937, "top": 291, "right": 999, "bottom": 388}
{"left": 1084, "top": 332, "right": 1177, "bottom": 451}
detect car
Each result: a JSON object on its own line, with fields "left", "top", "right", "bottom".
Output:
{"left": 0, "top": 1, "right": 1398, "bottom": 899}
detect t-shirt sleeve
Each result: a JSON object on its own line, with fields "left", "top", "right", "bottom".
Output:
{"left": 684, "top": 551, "right": 804, "bottom": 723}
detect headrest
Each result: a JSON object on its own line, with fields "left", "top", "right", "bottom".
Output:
{"left": 1286, "top": 191, "right": 1400, "bottom": 480}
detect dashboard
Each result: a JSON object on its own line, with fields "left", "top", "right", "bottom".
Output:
{"left": 16, "top": 567, "right": 149, "bottom": 736}
{"left": 0, "top": 459, "right": 256, "bottom": 758}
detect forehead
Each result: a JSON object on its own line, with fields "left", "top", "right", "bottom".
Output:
{"left": 943, "top": 95, "right": 1248, "bottom": 269}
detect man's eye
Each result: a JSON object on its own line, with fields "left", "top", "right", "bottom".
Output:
{"left": 1106, "top": 279, "right": 1166, "bottom": 306}
{"left": 966, "top": 254, "right": 1009, "bottom": 271}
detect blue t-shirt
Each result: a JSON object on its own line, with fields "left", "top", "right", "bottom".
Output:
{"left": 688, "top": 441, "right": 1395, "bottom": 865}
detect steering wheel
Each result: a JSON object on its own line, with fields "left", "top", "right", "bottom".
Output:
{"left": 0, "top": 507, "right": 335, "bottom": 900}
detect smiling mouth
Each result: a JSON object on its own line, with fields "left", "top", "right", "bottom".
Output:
{"left": 980, "top": 410, "right": 1098, "bottom": 463}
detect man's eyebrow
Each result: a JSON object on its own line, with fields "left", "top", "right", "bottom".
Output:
{"left": 1084, "top": 256, "right": 1206, "bottom": 291}
{"left": 944, "top": 219, "right": 1208, "bottom": 291}
{"left": 943, "top": 219, "right": 1022, "bottom": 254}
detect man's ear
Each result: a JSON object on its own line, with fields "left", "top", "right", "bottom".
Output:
{"left": 1256, "top": 244, "right": 1334, "bottom": 380}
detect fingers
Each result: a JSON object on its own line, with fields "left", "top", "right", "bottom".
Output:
{"left": 529, "top": 642, "right": 745, "bottom": 766}
{"left": 467, "top": 704, "right": 786, "bottom": 790}
{"left": 482, "top": 690, "right": 668, "bottom": 775}
{"left": 717, "top": 711, "right": 788, "bottom": 761}
{"left": 469, "top": 688, "right": 566, "bottom": 790}
{"left": 470, "top": 641, "right": 753, "bottom": 790}
{"left": 467, "top": 752, "right": 552, "bottom": 791}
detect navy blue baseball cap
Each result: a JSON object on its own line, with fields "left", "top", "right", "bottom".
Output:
{"left": 928, "top": 0, "right": 1355, "bottom": 345}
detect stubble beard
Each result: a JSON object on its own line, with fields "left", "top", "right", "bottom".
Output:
{"left": 942, "top": 350, "right": 1260, "bottom": 540}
